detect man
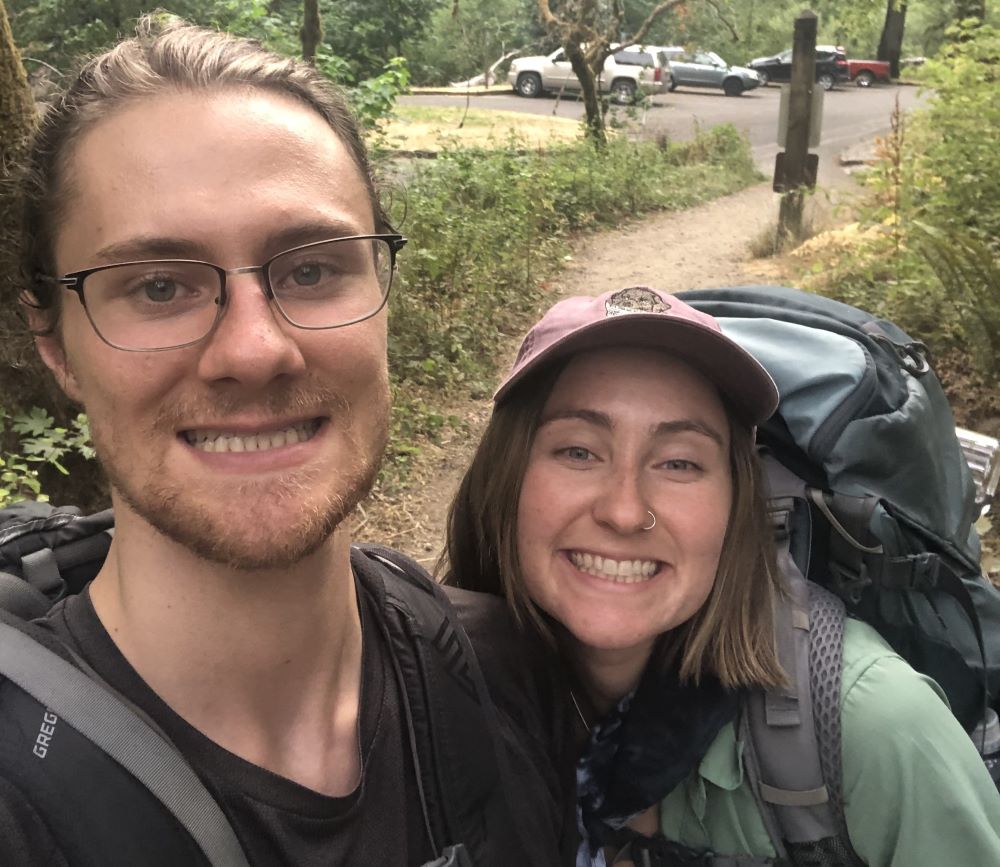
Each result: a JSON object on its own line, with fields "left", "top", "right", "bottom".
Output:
{"left": 0, "top": 17, "right": 572, "bottom": 867}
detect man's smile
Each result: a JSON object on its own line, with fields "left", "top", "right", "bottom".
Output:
{"left": 181, "top": 418, "right": 324, "bottom": 453}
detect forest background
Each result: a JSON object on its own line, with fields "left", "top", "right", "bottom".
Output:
{"left": 0, "top": 0, "right": 998, "bottom": 548}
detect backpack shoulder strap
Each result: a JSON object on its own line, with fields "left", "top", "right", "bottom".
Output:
{"left": 0, "top": 616, "right": 248, "bottom": 867}
{"left": 742, "top": 481, "right": 864, "bottom": 867}
{"left": 353, "top": 543, "right": 543, "bottom": 867}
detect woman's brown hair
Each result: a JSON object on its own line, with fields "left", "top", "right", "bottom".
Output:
{"left": 441, "top": 352, "right": 786, "bottom": 691}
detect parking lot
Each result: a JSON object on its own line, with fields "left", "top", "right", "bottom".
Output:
{"left": 400, "top": 83, "right": 924, "bottom": 188}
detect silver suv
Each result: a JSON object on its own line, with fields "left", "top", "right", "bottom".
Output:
{"left": 508, "top": 46, "right": 670, "bottom": 104}
{"left": 656, "top": 47, "right": 761, "bottom": 96}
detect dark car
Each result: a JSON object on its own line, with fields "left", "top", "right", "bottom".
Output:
{"left": 747, "top": 44, "right": 849, "bottom": 90}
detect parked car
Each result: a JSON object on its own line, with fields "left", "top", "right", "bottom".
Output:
{"left": 507, "top": 46, "right": 670, "bottom": 104}
{"left": 656, "top": 47, "right": 760, "bottom": 96}
{"left": 847, "top": 58, "right": 892, "bottom": 87}
{"left": 746, "top": 44, "right": 849, "bottom": 90}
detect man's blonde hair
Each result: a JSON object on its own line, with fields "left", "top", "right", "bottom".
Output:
{"left": 15, "top": 15, "right": 387, "bottom": 325}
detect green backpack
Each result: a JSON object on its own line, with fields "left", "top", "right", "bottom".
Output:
{"left": 676, "top": 286, "right": 1000, "bottom": 867}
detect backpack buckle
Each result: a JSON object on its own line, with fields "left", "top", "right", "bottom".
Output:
{"left": 767, "top": 498, "right": 796, "bottom": 542}
{"left": 828, "top": 560, "right": 870, "bottom": 604}
{"left": 420, "top": 844, "right": 473, "bottom": 867}
{"left": 881, "top": 553, "right": 941, "bottom": 591}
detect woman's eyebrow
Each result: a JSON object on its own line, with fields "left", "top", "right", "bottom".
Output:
{"left": 651, "top": 419, "right": 725, "bottom": 446}
{"left": 541, "top": 411, "right": 724, "bottom": 445}
{"left": 540, "top": 408, "right": 612, "bottom": 429}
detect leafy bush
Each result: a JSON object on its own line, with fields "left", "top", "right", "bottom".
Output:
{"left": 908, "top": 23, "right": 1000, "bottom": 252}
{"left": 0, "top": 407, "right": 94, "bottom": 507}
{"left": 800, "top": 24, "right": 1000, "bottom": 377}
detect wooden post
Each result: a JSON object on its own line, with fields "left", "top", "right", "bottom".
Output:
{"left": 777, "top": 10, "right": 817, "bottom": 245}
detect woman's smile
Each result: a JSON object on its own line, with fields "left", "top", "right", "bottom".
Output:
{"left": 565, "top": 550, "right": 662, "bottom": 583}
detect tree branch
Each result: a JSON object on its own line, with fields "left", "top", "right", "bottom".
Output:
{"left": 537, "top": 0, "right": 559, "bottom": 27}
{"left": 629, "top": 0, "right": 686, "bottom": 47}
{"left": 701, "top": 0, "right": 740, "bottom": 42}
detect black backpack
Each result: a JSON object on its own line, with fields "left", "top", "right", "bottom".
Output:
{"left": 0, "top": 503, "right": 564, "bottom": 867}
{"left": 676, "top": 286, "right": 1000, "bottom": 865}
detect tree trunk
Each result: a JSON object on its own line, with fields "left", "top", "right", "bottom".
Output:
{"left": 0, "top": 0, "right": 33, "bottom": 180}
{"left": 955, "top": 0, "right": 986, "bottom": 23}
{"left": 0, "top": 0, "right": 36, "bottom": 316}
{"left": 301, "top": 0, "right": 322, "bottom": 65}
{"left": 877, "top": 0, "right": 908, "bottom": 78}
{"left": 564, "top": 39, "right": 606, "bottom": 146}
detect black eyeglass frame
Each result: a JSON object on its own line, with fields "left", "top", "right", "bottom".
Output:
{"left": 43, "top": 233, "right": 408, "bottom": 352}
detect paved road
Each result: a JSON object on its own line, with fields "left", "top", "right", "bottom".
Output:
{"left": 401, "top": 83, "right": 924, "bottom": 188}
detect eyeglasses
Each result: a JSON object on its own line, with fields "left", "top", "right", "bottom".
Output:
{"left": 44, "top": 234, "right": 407, "bottom": 352}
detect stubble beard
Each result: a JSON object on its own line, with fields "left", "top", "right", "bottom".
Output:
{"left": 94, "top": 381, "right": 390, "bottom": 571}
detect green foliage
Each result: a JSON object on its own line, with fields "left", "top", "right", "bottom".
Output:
{"left": 9, "top": 1, "right": 406, "bottom": 127}
{"left": 0, "top": 406, "right": 94, "bottom": 506}
{"left": 348, "top": 56, "right": 410, "bottom": 132}
{"left": 801, "top": 23, "right": 1000, "bottom": 379}
{"left": 619, "top": 0, "right": 886, "bottom": 66}
{"left": 908, "top": 22, "right": 1000, "bottom": 250}
{"left": 384, "top": 125, "right": 760, "bottom": 457}
{"left": 405, "top": 0, "right": 544, "bottom": 85}
{"left": 324, "top": 0, "right": 446, "bottom": 81}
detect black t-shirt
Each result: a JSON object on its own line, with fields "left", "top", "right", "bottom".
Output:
{"left": 0, "top": 570, "right": 435, "bottom": 866}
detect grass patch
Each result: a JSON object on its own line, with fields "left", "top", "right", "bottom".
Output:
{"left": 378, "top": 105, "right": 584, "bottom": 151}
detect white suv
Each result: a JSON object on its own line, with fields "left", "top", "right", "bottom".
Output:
{"left": 508, "top": 46, "right": 670, "bottom": 104}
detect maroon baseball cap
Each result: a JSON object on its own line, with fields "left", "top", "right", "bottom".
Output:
{"left": 493, "top": 286, "right": 778, "bottom": 424}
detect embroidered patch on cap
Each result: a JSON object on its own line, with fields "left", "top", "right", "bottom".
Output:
{"left": 605, "top": 286, "right": 669, "bottom": 317}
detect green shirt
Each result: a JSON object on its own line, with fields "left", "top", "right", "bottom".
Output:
{"left": 658, "top": 619, "right": 1000, "bottom": 865}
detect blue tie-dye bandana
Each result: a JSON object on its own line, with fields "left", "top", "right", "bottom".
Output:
{"left": 575, "top": 663, "right": 741, "bottom": 860}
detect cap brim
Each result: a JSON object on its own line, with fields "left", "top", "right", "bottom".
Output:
{"left": 494, "top": 314, "right": 778, "bottom": 425}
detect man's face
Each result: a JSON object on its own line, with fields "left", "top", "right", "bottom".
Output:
{"left": 41, "top": 90, "right": 390, "bottom": 569}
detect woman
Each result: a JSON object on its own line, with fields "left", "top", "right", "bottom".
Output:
{"left": 443, "top": 287, "right": 1000, "bottom": 866}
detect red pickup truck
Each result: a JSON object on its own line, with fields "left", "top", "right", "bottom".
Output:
{"left": 847, "top": 59, "right": 892, "bottom": 87}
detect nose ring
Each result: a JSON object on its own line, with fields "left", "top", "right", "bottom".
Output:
{"left": 642, "top": 511, "right": 656, "bottom": 531}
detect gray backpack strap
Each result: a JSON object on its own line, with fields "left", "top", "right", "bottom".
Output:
{"left": 0, "top": 570, "right": 53, "bottom": 619}
{"left": 745, "top": 560, "right": 833, "bottom": 845}
{"left": 0, "top": 620, "right": 250, "bottom": 867}
{"left": 745, "top": 455, "right": 865, "bottom": 866}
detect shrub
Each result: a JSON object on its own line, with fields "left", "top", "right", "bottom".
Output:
{"left": 801, "top": 24, "right": 1000, "bottom": 378}
{"left": 0, "top": 407, "right": 94, "bottom": 508}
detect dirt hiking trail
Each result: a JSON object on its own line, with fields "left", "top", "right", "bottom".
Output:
{"left": 357, "top": 180, "right": 853, "bottom": 567}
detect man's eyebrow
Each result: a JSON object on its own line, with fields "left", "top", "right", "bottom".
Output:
{"left": 92, "top": 236, "right": 207, "bottom": 264}
{"left": 262, "top": 221, "right": 372, "bottom": 255}
{"left": 90, "top": 220, "right": 371, "bottom": 266}
{"left": 652, "top": 419, "right": 726, "bottom": 446}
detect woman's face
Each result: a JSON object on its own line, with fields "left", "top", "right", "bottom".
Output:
{"left": 516, "top": 347, "right": 733, "bottom": 679}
